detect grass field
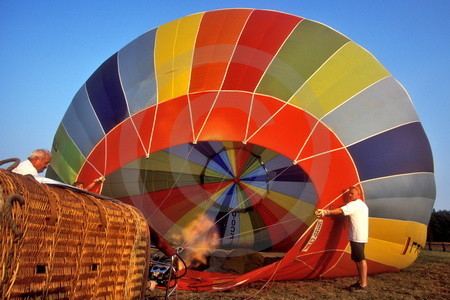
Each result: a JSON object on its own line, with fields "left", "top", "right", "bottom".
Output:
{"left": 147, "top": 250, "right": 449, "bottom": 299}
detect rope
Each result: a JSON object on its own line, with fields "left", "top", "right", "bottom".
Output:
{"left": 0, "top": 158, "right": 20, "bottom": 171}
{"left": 1, "top": 193, "right": 25, "bottom": 296}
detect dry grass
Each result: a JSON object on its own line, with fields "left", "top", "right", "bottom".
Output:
{"left": 147, "top": 250, "right": 449, "bottom": 299}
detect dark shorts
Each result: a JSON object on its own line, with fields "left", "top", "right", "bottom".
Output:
{"left": 350, "top": 241, "right": 366, "bottom": 262}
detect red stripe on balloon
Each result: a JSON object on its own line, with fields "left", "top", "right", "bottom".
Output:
{"left": 190, "top": 9, "right": 252, "bottom": 93}
{"left": 222, "top": 10, "right": 302, "bottom": 92}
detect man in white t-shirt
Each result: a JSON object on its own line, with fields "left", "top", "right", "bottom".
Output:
{"left": 315, "top": 186, "right": 369, "bottom": 291}
{"left": 12, "top": 149, "right": 52, "bottom": 176}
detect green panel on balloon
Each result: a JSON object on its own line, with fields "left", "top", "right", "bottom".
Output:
{"left": 257, "top": 19, "right": 350, "bottom": 101}
{"left": 51, "top": 123, "right": 85, "bottom": 183}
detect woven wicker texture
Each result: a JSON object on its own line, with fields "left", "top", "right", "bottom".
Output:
{"left": 0, "top": 169, "right": 150, "bottom": 299}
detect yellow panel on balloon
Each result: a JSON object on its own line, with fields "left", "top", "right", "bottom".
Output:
{"left": 291, "top": 41, "right": 390, "bottom": 119}
{"left": 238, "top": 212, "right": 255, "bottom": 247}
{"left": 364, "top": 218, "right": 427, "bottom": 269}
{"left": 155, "top": 13, "right": 203, "bottom": 103}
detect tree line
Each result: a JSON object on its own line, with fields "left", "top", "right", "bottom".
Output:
{"left": 427, "top": 209, "right": 449, "bottom": 242}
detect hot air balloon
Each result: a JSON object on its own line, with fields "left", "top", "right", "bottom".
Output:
{"left": 48, "top": 8, "right": 435, "bottom": 291}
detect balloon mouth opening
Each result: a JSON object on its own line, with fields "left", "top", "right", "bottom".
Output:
{"left": 108, "top": 140, "right": 318, "bottom": 270}
{"left": 200, "top": 146, "right": 270, "bottom": 211}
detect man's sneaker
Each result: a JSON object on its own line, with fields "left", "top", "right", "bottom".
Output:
{"left": 349, "top": 283, "right": 367, "bottom": 292}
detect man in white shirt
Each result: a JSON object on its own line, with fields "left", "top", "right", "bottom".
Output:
{"left": 12, "top": 149, "right": 52, "bottom": 176}
{"left": 315, "top": 186, "right": 369, "bottom": 291}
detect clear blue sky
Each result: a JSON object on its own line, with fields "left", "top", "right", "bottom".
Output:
{"left": 1, "top": 0, "right": 448, "bottom": 211}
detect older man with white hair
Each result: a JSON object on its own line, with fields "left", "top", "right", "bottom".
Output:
{"left": 12, "top": 149, "right": 52, "bottom": 176}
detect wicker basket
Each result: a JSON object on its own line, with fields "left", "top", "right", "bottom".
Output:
{"left": 0, "top": 169, "right": 150, "bottom": 299}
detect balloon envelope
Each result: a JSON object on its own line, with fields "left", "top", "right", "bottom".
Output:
{"left": 48, "top": 8, "right": 435, "bottom": 291}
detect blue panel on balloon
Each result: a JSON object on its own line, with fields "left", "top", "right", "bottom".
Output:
{"left": 348, "top": 122, "right": 434, "bottom": 181}
{"left": 86, "top": 53, "right": 129, "bottom": 133}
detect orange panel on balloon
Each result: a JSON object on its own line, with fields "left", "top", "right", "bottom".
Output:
{"left": 190, "top": 9, "right": 252, "bottom": 92}
{"left": 234, "top": 148, "right": 252, "bottom": 176}
{"left": 223, "top": 10, "right": 301, "bottom": 92}
{"left": 130, "top": 106, "right": 158, "bottom": 151}
{"left": 192, "top": 92, "right": 252, "bottom": 142}
{"left": 77, "top": 160, "right": 102, "bottom": 187}
{"left": 83, "top": 138, "right": 106, "bottom": 177}
{"left": 298, "top": 149, "right": 358, "bottom": 208}
{"left": 295, "top": 121, "right": 345, "bottom": 161}
{"left": 245, "top": 94, "right": 287, "bottom": 137}
{"left": 187, "top": 92, "right": 217, "bottom": 135}
{"left": 151, "top": 96, "right": 194, "bottom": 152}
{"left": 321, "top": 253, "right": 399, "bottom": 278}
{"left": 249, "top": 104, "right": 317, "bottom": 159}
{"left": 255, "top": 201, "right": 290, "bottom": 242}
{"left": 104, "top": 119, "right": 146, "bottom": 174}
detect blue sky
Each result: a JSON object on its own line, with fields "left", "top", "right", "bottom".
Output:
{"left": 1, "top": 0, "right": 448, "bottom": 211}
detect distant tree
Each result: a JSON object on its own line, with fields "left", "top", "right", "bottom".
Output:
{"left": 427, "top": 209, "right": 450, "bottom": 242}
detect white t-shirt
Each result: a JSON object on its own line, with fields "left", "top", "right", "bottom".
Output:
{"left": 12, "top": 159, "right": 38, "bottom": 176}
{"left": 340, "top": 199, "right": 369, "bottom": 243}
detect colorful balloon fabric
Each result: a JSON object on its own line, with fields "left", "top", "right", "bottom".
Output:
{"left": 48, "top": 9, "right": 435, "bottom": 291}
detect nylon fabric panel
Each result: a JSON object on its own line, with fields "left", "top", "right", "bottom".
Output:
{"left": 155, "top": 150, "right": 206, "bottom": 175}
{"left": 245, "top": 94, "right": 287, "bottom": 144}
{"left": 101, "top": 167, "right": 147, "bottom": 198}
{"left": 237, "top": 212, "right": 255, "bottom": 247}
{"left": 190, "top": 9, "right": 252, "bottom": 93}
{"left": 129, "top": 105, "right": 157, "bottom": 153}
{"left": 268, "top": 181, "right": 317, "bottom": 205}
{"left": 366, "top": 237, "right": 417, "bottom": 269}
{"left": 227, "top": 148, "right": 239, "bottom": 176}
{"left": 121, "top": 186, "right": 210, "bottom": 234}
{"left": 322, "top": 76, "right": 419, "bottom": 146}
{"left": 150, "top": 96, "right": 194, "bottom": 153}
{"left": 256, "top": 19, "right": 349, "bottom": 101}
{"left": 51, "top": 124, "right": 84, "bottom": 183}
{"left": 223, "top": 211, "right": 241, "bottom": 248}
{"left": 319, "top": 250, "right": 399, "bottom": 278}
{"left": 367, "top": 218, "right": 427, "bottom": 268}
{"left": 363, "top": 173, "right": 436, "bottom": 224}
{"left": 191, "top": 92, "right": 252, "bottom": 142}
{"left": 118, "top": 28, "right": 157, "bottom": 115}
{"left": 348, "top": 122, "right": 434, "bottom": 181}
{"left": 103, "top": 118, "right": 147, "bottom": 175}
{"left": 192, "top": 141, "right": 226, "bottom": 162}
{"left": 290, "top": 42, "right": 390, "bottom": 119}
{"left": 222, "top": 10, "right": 301, "bottom": 92}
{"left": 298, "top": 149, "right": 359, "bottom": 208}
{"left": 247, "top": 99, "right": 318, "bottom": 160}
{"left": 236, "top": 149, "right": 258, "bottom": 177}
{"left": 257, "top": 197, "right": 309, "bottom": 251}
{"left": 277, "top": 216, "right": 348, "bottom": 275}
{"left": 155, "top": 13, "right": 203, "bottom": 103}
{"left": 62, "top": 85, "right": 104, "bottom": 157}
{"left": 255, "top": 200, "right": 291, "bottom": 250}
{"left": 263, "top": 188, "right": 316, "bottom": 220}
{"left": 86, "top": 53, "right": 129, "bottom": 134}
{"left": 166, "top": 202, "right": 212, "bottom": 239}
{"left": 368, "top": 197, "right": 435, "bottom": 225}
{"left": 247, "top": 209, "right": 272, "bottom": 250}
{"left": 45, "top": 166, "right": 63, "bottom": 183}
{"left": 79, "top": 138, "right": 106, "bottom": 181}
{"left": 148, "top": 185, "right": 211, "bottom": 220}
{"left": 162, "top": 143, "right": 210, "bottom": 168}
{"left": 295, "top": 120, "right": 345, "bottom": 162}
